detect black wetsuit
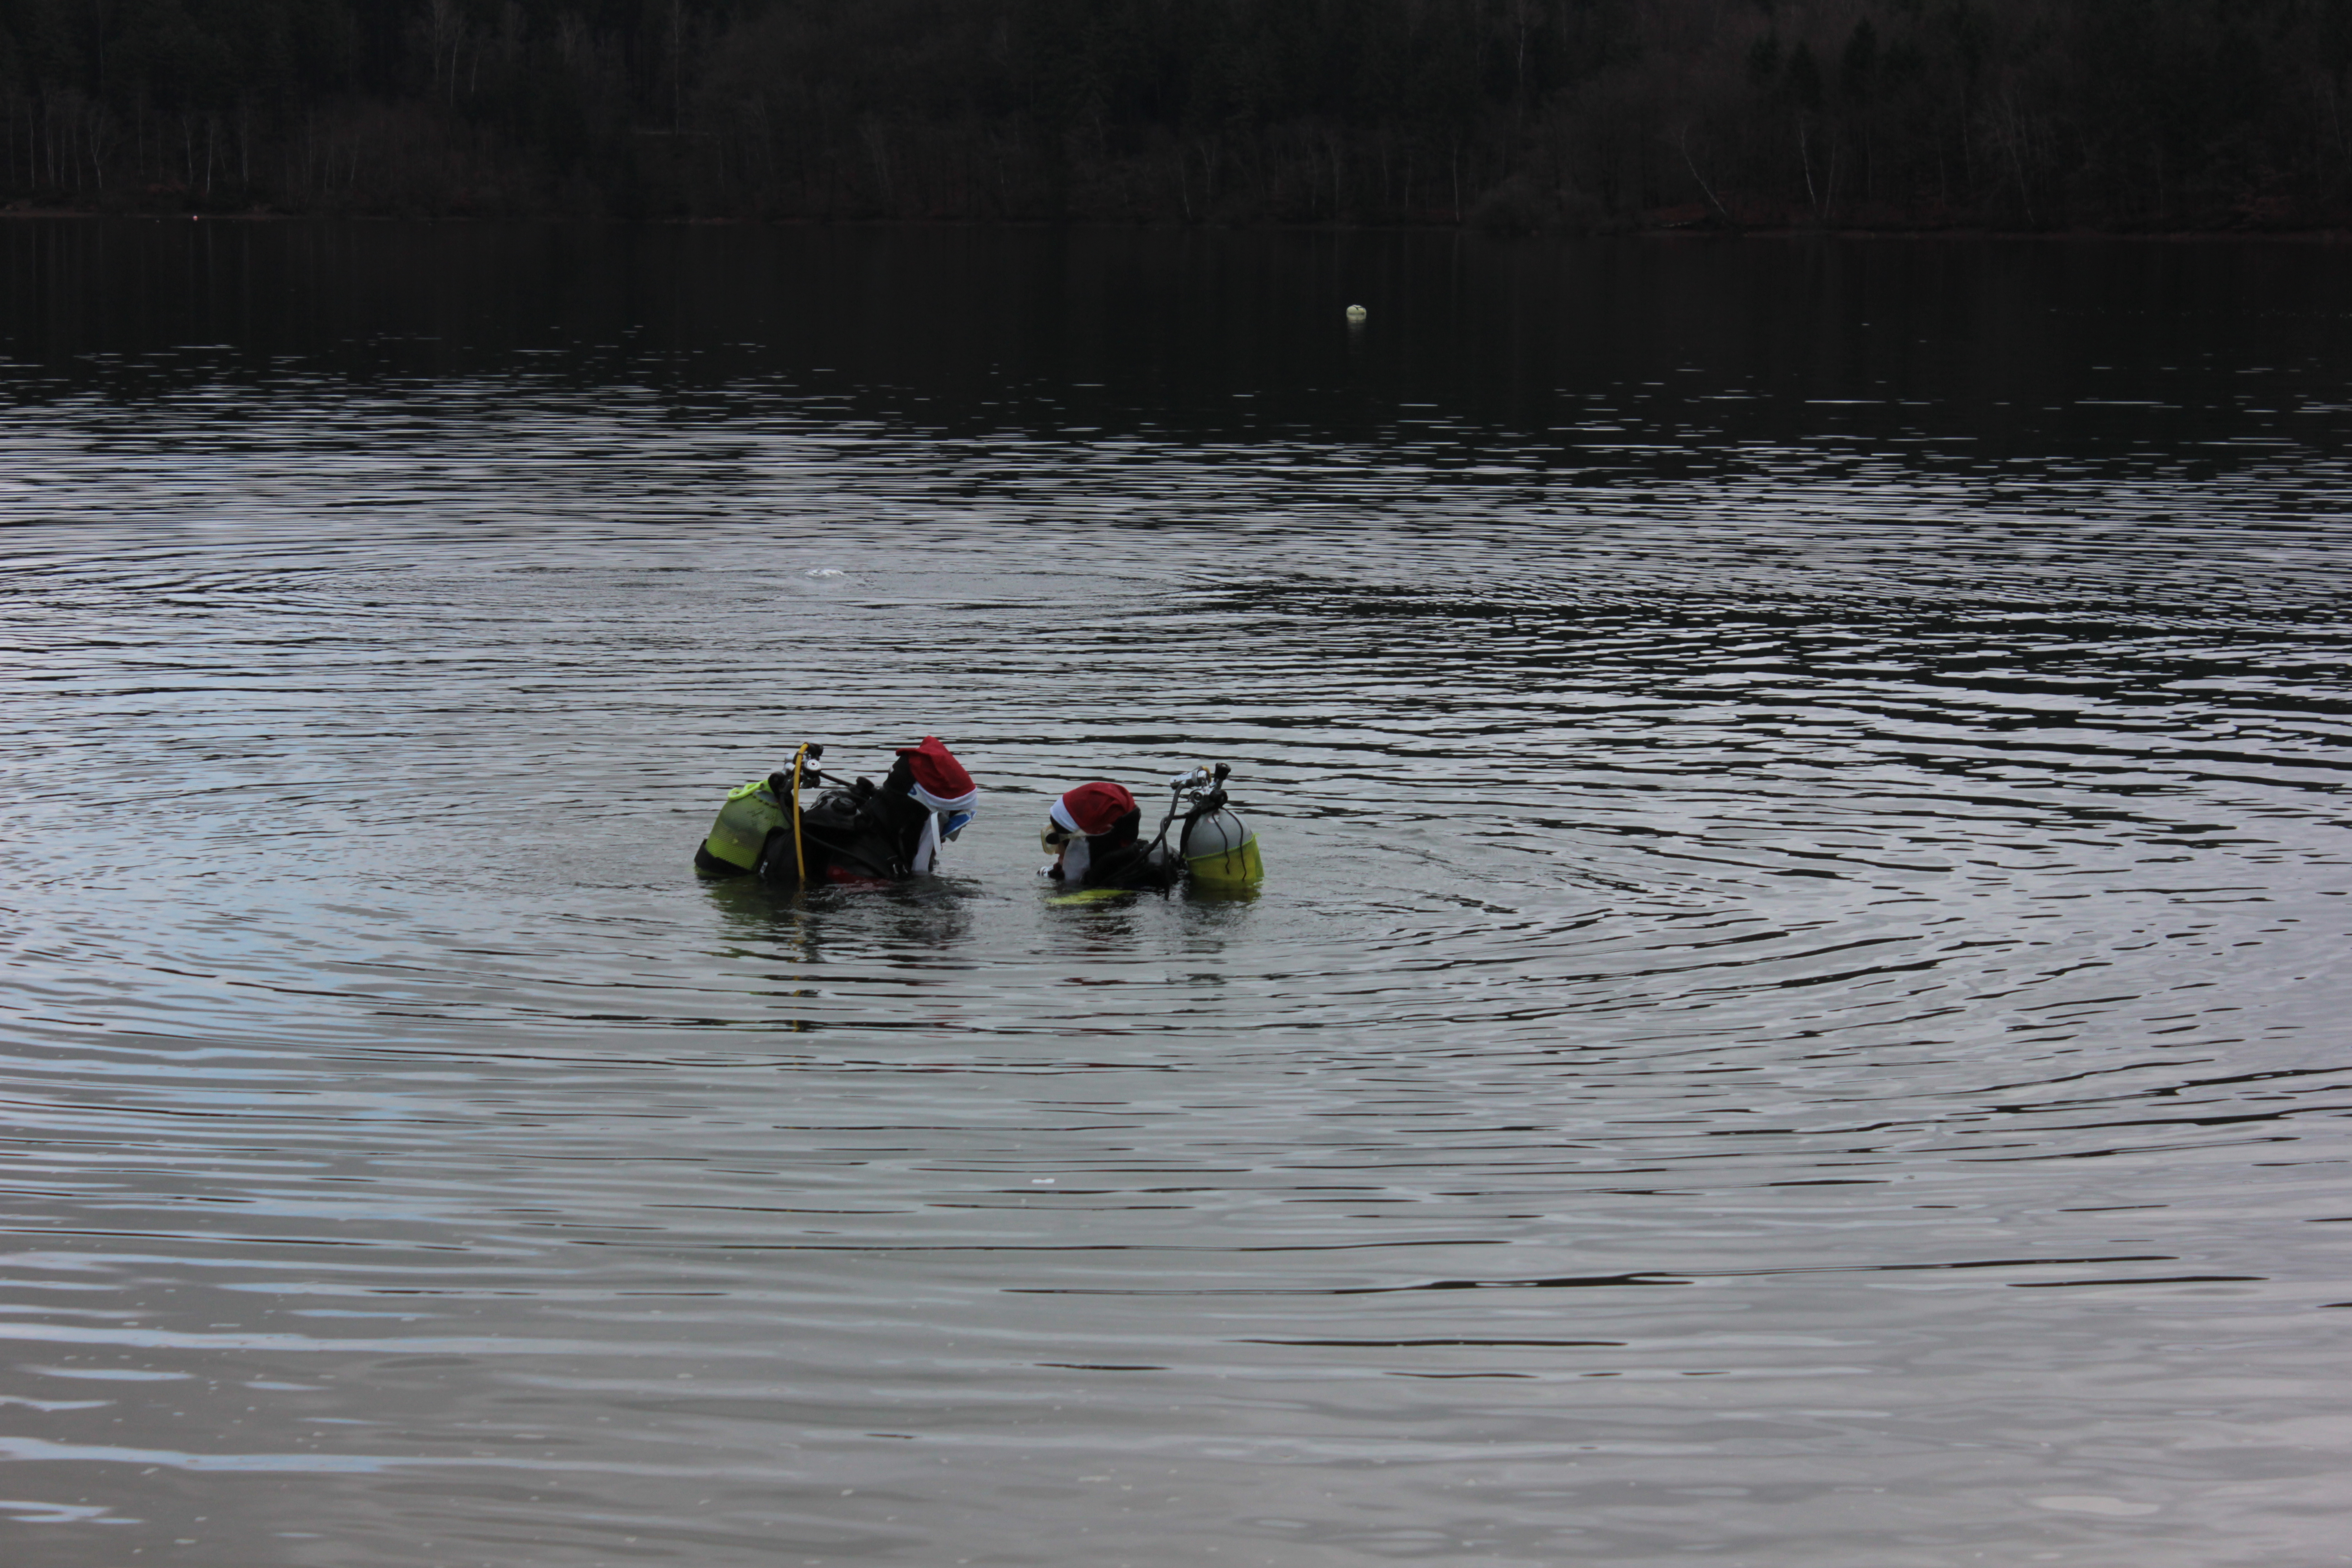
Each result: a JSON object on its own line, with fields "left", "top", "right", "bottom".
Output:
{"left": 1061, "top": 808, "right": 1176, "bottom": 891}
{"left": 794, "top": 760, "right": 932, "bottom": 881}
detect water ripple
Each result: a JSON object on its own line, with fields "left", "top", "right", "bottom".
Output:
{"left": 5, "top": 227, "right": 2352, "bottom": 1567}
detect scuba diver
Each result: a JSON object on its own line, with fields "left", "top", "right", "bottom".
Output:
{"left": 696, "top": 736, "right": 978, "bottom": 884}
{"left": 1041, "top": 766, "right": 1264, "bottom": 892}
{"left": 1041, "top": 780, "right": 1151, "bottom": 887}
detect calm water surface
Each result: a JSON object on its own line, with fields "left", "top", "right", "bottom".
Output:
{"left": 3, "top": 222, "right": 2351, "bottom": 1566}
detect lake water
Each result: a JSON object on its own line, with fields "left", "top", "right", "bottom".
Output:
{"left": 4, "top": 220, "right": 2351, "bottom": 1567}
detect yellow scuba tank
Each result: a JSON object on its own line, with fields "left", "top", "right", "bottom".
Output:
{"left": 1181, "top": 804, "right": 1264, "bottom": 889}
{"left": 1161, "top": 764, "right": 1264, "bottom": 891}
{"left": 695, "top": 744, "right": 833, "bottom": 880}
{"left": 699, "top": 777, "right": 789, "bottom": 875}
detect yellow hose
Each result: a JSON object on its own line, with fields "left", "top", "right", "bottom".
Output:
{"left": 788, "top": 742, "right": 810, "bottom": 883}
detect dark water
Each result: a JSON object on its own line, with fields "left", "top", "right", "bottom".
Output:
{"left": 4, "top": 220, "right": 2351, "bottom": 1567}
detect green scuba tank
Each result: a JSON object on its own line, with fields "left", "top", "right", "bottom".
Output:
{"left": 1180, "top": 804, "right": 1264, "bottom": 890}
{"left": 699, "top": 744, "right": 828, "bottom": 880}
{"left": 700, "top": 778, "right": 788, "bottom": 875}
{"left": 1156, "top": 764, "right": 1263, "bottom": 891}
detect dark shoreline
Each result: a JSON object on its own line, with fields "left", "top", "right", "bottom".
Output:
{"left": 13, "top": 0, "right": 2352, "bottom": 265}
{"left": 6, "top": 206, "right": 2350, "bottom": 244}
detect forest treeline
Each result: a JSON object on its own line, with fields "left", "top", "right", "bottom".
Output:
{"left": 4, "top": 0, "right": 2351, "bottom": 229}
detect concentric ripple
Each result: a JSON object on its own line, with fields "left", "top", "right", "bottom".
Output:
{"left": 2, "top": 223, "right": 2350, "bottom": 1568}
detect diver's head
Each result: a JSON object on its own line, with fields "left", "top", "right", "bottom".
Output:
{"left": 896, "top": 736, "right": 978, "bottom": 839}
{"left": 1047, "top": 781, "right": 1140, "bottom": 846}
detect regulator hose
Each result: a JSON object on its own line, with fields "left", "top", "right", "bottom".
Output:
{"left": 788, "top": 741, "right": 812, "bottom": 883}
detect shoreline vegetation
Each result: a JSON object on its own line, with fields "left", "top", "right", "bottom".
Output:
{"left": 5, "top": 0, "right": 2350, "bottom": 234}
{"left": 10, "top": 210, "right": 2352, "bottom": 241}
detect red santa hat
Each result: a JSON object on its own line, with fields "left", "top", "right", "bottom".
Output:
{"left": 897, "top": 737, "right": 977, "bottom": 814}
{"left": 1049, "top": 780, "right": 1137, "bottom": 838}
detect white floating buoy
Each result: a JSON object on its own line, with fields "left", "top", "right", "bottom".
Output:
{"left": 1345, "top": 304, "right": 1367, "bottom": 323}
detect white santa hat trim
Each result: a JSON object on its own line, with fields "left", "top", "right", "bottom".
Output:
{"left": 914, "top": 780, "right": 979, "bottom": 815}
